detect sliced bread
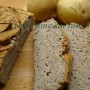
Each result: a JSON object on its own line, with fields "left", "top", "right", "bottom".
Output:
{"left": 63, "top": 27, "right": 90, "bottom": 90}
{"left": 34, "top": 19, "right": 72, "bottom": 90}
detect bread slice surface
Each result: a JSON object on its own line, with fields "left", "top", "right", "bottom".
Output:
{"left": 64, "top": 26, "right": 90, "bottom": 90}
{"left": 34, "top": 19, "right": 72, "bottom": 90}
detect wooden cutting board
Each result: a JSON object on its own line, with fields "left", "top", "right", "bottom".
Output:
{"left": 0, "top": 0, "right": 34, "bottom": 90}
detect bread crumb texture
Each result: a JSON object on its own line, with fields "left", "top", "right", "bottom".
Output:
{"left": 64, "top": 28, "right": 90, "bottom": 90}
{"left": 34, "top": 19, "right": 72, "bottom": 90}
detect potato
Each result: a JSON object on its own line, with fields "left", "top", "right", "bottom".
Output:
{"left": 56, "top": 0, "right": 90, "bottom": 25}
{"left": 27, "top": 0, "right": 57, "bottom": 21}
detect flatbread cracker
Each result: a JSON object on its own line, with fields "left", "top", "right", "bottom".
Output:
{"left": 14, "top": 8, "right": 33, "bottom": 24}
{"left": 0, "top": 23, "right": 10, "bottom": 33}
{"left": 0, "top": 45, "right": 10, "bottom": 51}
{"left": 0, "top": 28, "right": 19, "bottom": 42}
{"left": 0, "top": 7, "right": 20, "bottom": 28}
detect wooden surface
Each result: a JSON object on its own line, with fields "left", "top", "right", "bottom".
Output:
{"left": 0, "top": 0, "right": 28, "bottom": 8}
{"left": 0, "top": 0, "right": 34, "bottom": 90}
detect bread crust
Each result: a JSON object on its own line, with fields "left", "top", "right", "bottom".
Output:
{"left": 34, "top": 19, "right": 73, "bottom": 90}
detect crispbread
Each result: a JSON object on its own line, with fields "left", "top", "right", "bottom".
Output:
{"left": 0, "top": 23, "right": 10, "bottom": 33}
{"left": 0, "top": 46, "right": 10, "bottom": 52}
{"left": 0, "top": 6, "right": 34, "bottom": 29}
{"left": 14, "top": 8, "right": 33, "bottom": 25}
{"left": 0, "top": 50, "right": 7, "bottom": 66}
{"left": 34, "top": 19, "right": 72, "bottom": 90}
{"left": 0, "top": 28, "right": 19, "bottom": 42}
{"left": 0, "top": 7, "right": 20, "bottom": 28}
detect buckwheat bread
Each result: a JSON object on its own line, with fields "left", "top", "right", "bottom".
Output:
{"left": 34, "top": 19, "right": 72, "bottom": 90}
{"left": 63, "top": 26, "right": 90, "bottom": 90}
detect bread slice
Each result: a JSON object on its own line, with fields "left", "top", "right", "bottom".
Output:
{"left": 63, "top": 26, "right": 90, "bottom": 90}
{"left": 34, "top": 19, "right": 72, "bottom": 90}
{"left": 0, "top": 7, "right": 34, "bottom": 85}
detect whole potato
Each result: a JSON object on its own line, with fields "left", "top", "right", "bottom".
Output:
{"left": 27, "top": 0, "right": 57, "bottom": 21}
{"left": 56, "top": 0, "right": 90, "bottom": 25}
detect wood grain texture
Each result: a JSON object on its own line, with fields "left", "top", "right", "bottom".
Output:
{"left": 0, "top": 0, "right": 28, "bottom": 8}
{"left": 0, "top": 0, "right": 34, "bottom": 90}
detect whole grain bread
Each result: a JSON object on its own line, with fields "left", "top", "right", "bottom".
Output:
{"left": 34, "top": 19, "right": 72, "bottom": 90}
{"left": 63, "top": 26, "right": 90, "bottom": 90}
